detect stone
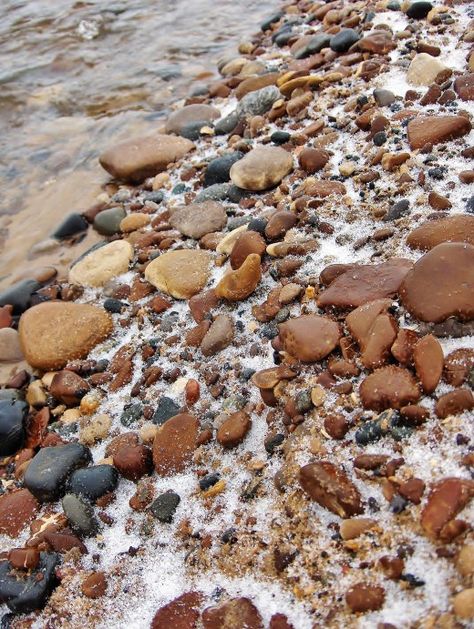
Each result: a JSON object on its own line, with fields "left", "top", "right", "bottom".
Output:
{"left": 69, "top": 240, "right": 133, "bottom": 287}
{"left": 406, "top": 1, "right": 432, "bottom": 18}
{"left": 230, "top": 147, "right": 293, "bottom": 191}
{"left": 189, "top": 289, "right": 220, "bottom": 323}
{"left": 330, "top": 29, "right": 360, "bottom": 53}
{"left": 80, "top": 414, "right": 112, "bottom": 445}
{"left": 360, "top": 366, "right": 420, "bottom": 411}
{"left": 153, "top": 397, "right": 180, "bottom": 425}
{"left": 0, "top": 304, "right": 12, "bottom": 329}
{"left": 150, "top": 491, "right": 181, "bottom": 523}
{"left": 318, "top": 259, "right": 412, "bottom": 309}
{"left": 435, "top": 389, "right": 474, "bottom": 419}
{"left": 457, "top": 545, "right": 474, "bottom": 577}
{"left": 202, "top": 598, "right": 263, "bottom": 629}
{"left": 360, "top": 313, "right": 398, "bottom": 369}
{"left": 8, "top": 548, "right": 40, "bottom": 571}
{"left": 373, "top": 88, "right": 396, "bottom": 106}
{"left": 340, "top": 518, "right": 377, "bottom": 540}
{"left": 204, "top": 152, "right": 243, "bottom": 187}
{"left": 428, "top": 191, "right": 451, "bottom": 211}
{"left": 230, "top": 231, "right": 266, "bottom": 270}
{"left": 407, "top": 116, "right": 471, "bottom": 150}
{"left": 0, "top": 399, "right": 27, "bottom": 456}
{"left": 169, "top": 201, "right": 227, "bottom": 239}
{"left": 421, "top": 478, "right": 474, "bottom": 538}
{"left": 52, "top": 213, "right": 89, "bottom": 240}
{"left": 346, "top": 299, "right": 393, "bottom": 349}
{"left": 0, "top": 552, "right": 59, "bottom": 613}
{"left": 62, "top": 493, "right": 99, "bottom": 537}
{"left": 93, "top": 207, "right": 126, "bottom": 236}
{"left": 399, "top": 243, "right": 474, "bottom": 323}
{"left": 304, "top": 180, "right": 346, "bottom": 197}
{"left": 68, "top": 465, "right": 119, "bottom": 502}
{"left": 237, "top": 85, "right": 280, "bottom": 116}
{"left": 99, "top": 133, "right": 194, "bottom": 183}
{"left": 279, "top": 315, "right": 341, "bottom": 362}
{"left": 0, "top": 279, "right": 40, "bottom": 315}
{"left": 145, "top": 250, "right": 212, "bottom": 300}
{"left": 443, "top": 349, "right": 474, "bottom": 386}
{"left": 453, "top": 589, "right": 474, "bottom": 620}
{"left": 120, "top": 213, "right": 150, "bottom": 232}
{"left": 215, "top": 254, "right": 261, "bottom": 301}
{"left": 0, "top": 489, "right": 39, "bottom": 537}
{"left": 113, "top": 444, "right": 153, "bottom": 480}
{"left": 454, "top": 74, "right": 474, "bottom": 101}
{"left": 50, "top": 370, "right": 90, "bottom": 405}
{"left": 407, "top": 53, "right": 447, "bottom": 86}
{"left": 24, "top": 443, "right": 92, "bottom": 502}
{"left": 346, "top": 583, "right": 385, "bottom": 613}
{"left": 151, "top": 592, "right": 203, "bottom": 629}
{"left": 217, "top": 411, "right": 251, "bottom": 448}
{"left": 165, "top": 104, "right": 220, "bottom": 135}
{"left": 235, "top": 74, "right": 279, "bottom": 99}
{"left": 299, "top": 462, "right": 363, "bottom": 517}
{"left": 357, "top": 31, "right": 396, "bottom": 54}
{"left": 81, "top": 572, "right": 107, "bottom": 599}
{"left": 406, "top": 215, "right": 474, "bottom": 250}
{"left": 298, "top": 148, "right": 329, "bottom": 174}
{"left": 201, "top": 314, "right": 234, "bottom": 356}
{"left": 413, "top": 334, "right": 443, "bottom": 393}
{"left": 265, "top": 211, "right": 298, "bottom": 240}
{"left": 19, "top": 302, "right": 113, "bottom": 370}
{"left": 0, "top": 328, "right": 24, "bottom": 362}
{"left": 153, "top": 413, "right": 198, "bottom": 475}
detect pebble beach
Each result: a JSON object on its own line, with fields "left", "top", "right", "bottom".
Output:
{"left": 0, "top": 0, "right": 474, "bottom": 627}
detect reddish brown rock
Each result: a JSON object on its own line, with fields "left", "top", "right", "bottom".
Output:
{"left": 454, "top": 74, "right": 474, "bottom": 101}
{"left": 279, "top": 314, "right": 341, "bottom": 362}
{"left": 443, "top": 348, "right": 474, "bottom": 386}
{"left": 324, "top": 414, "right": 349, "bottom": 440}
{"left": 435, "top": 389, "right": 474, "bottom": 419}
{"left": 360, "top": 313, "right": 398, "bottom": 369}
{"left": 391, "top": 328, "right": 418, "bottom": 365}
{"left": 50, "top": 370, "right": 90, "bottom": 406}
{"left": 305, "top": 180, "right": 346, "bottom": 197}
{"left": 235, "top": 73, "right": 280, "bottom": 99}
{"left": 8, "top": 547, "right": 40, "bottom": 570}
{"left": 357, "top": 31, "right": 396, "bottom": 54}
{"left": 428, "top": 191, "right": 452, "bottom": 211}
{"left": 105, "top": 432, "right": 139, "bottom": 458}
{"left": 0, "top": 489, "right": 39, "bottom": 537}
{"left": 298, "top": 148, "right": 330, "bottom": 174}
{"left": 113, "top": 444, "right": 153, "bottom": 481}
{"left": 153, "top": 413, "right": 198, "bottom": 476}
{"left": 200, "top": 314, "right": 234, "bottom": 356}
{"left": 202, "top": 597, "right": 263, "bottom": 629}
{"left": 299, "top": 461, "right": 363, "bottom": 518}
{"left": 406, "top": 215, "right": 474, "bottom": 250}
{"left": 151, "top": 592, "right": 203, "bottom": 629}
{"left": 346, "top": 299, "right": 393, "bottom": 348}
{"left": 399, "top": 243, "right": 474, "bottom": 323}
{"left": 265, "top": 211, "right": 298, "bottom": 240}
{"left": 407, "top": 116, "right": 471, "bottom": 150}
{"left": 215, "top": 254, "right": 261, "bottom": 301}
{"left": 346, "top": 583, "right": 385, "bottom": 613}
{"left": 0, "top": 305, "right": 13, "bottom": 329}
{"left": 413, "top": 334, "right": 443, "bottom": 393}
{"left": 400, "top": 404, "right": 429, "bottom": 425}
{"left": 360, "top": 366, "right": 420, "bottom": 411}
{"left": 217, "top": 411, "right": 251, "bottom": 448}
{"left": 81, "top": 572, "right": 107, "bottom": 599}
{"left": 421, "top": 478, "right": 474, "bottom": 539}
{"left": 318, "top": 259, "right": 412, "bottom": 309}
{"left": 230, "top": 231, "right": 266, "bottom": 270}
{"left": 269, "top": 614, "right": 294, "bottom": 629}
{"left": 398, "top": 478, "right": 425, "bottom": 504}
{"left": 320, "top": 264, "right": 357, "bottom": 286}
{"left": 189, "top": 289, "right": 220, "bottom": 323}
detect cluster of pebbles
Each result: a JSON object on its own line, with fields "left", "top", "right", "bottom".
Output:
{"left": 1, "top": 0, "right": 474, "bottom": 627}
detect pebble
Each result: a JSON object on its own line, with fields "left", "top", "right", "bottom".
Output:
{"left": 113, "top": 444, "right": 153, "bottom": 480}
{"left": 81, "top": 572, "right": 107, "bottom": 599}
{"left": 421, "top": 478, "right": 473, "bottom": 539}
{"left": 406, "top": 215, "right": 474, "bottom": 250}
{"left": 265, "top": 211, "right": 297, "bottom": 240}
{"left": 0, "top": 400, "right": 27, "bottom": 457}
{"left": 453, "top": 589, "right": 474, "bottom": 620}
{"left": 19, "top": 302, "right": 113, "bottom": 370}
{"left": 93, "top": 206, "right": 126, "bottom": 236}
{"left": 68, "top": 465, "right": 119, "bottom": 502}
{"left": 153, "top": 413, "right": 198, "bottom": 475}
{"left": 236, "top": 74, "right": 279, "bottom": 99}
{"left": 62, "top": 493, "right": 99, "bottom": 536}
{"left": 0, "top": 552, "right": 59, "bottom": 613}
{"left": 215, "top": 253, "right": 261, "bottom": 301}
{"left": 204, "top": 152, "right": 243, "bottom": 187}
{"left": 407, "top": 53, "right": 447, "bottom": 86}
{"left": 153, "top": 396, "right": 180, "bottom": 425}
{"left": 151, "top": 592, "right": 202, "bottom": 629}
{"left": 0, "top": 489, "right": 39, "bottom": 537}
{"left": 435, "top": 389, "right": 473, "bottom": 419}
{"left": 299, "top": 461, "right": 363, "bottom": 517}
{"left": 346, "top": 583, "right": 385, "bottom": 613}
{"left": 230, "top": 231, "right": 266, "bottom": 270}
{"left": 52, "top": 213, "right": 89, "bottom": 240}
{"left": 406, "top": 1, "right": 433, "bottom": 19}
{"left": 165, "top": 104, "right": 220, "bottom": 135}
{"left": 145, "top": 249, "right": 212, "bottom": 299}
{"left": 340, "top": 518, "right": 376, "bottom": 541}
{"left": 230, "top": 146, "right": 293, "bottom": 191}
{"left": 279, "top": 314, "right": 341, "bottom": 362}
{"left": 202, "top": 597, "right": 263, "bottom": 629}
{"left": 330, "top": 29, "right": 360, "bottom": 53}
{"left": 373, "top": 88, "right": 396, "bottom": 107}
{"left": 80, "top": 414, "right": 112, "bottom": 445}
{"left": 360, "top": 366, "right": 420, "bottom": 411}
{"left": 8, "top": 548, "right": 40, "bottom": 570}
{"left": 120, "top": 213, "right": 150, "bottom": 232}
{"left": 201, "top": 314, "right": 234, "bottom": 356}
{"left": 454, "top": 73, "right": 474, "bottom": 101}
{"left": 237, "top": 85, "right": 280, "bottom": 116}
{"left": 169, "top": 201, "right": 227, "bottom": 239}
{"left": 217, "top": 411, "right": 251, "bottom": 448}
{"left": 0, "top": 279, "right": 41, "bottom": 315}
{"left": 457, "top": 545, "right": 474, "bottom": 577}
{"left": 443, "top": 349, "right": 474, "bottom": 386}
{"left": 50, "top": 370, "right": 90, "bottom": 405}
{"left": 413, "top": 334, "right": 443, "bottom": 393}
{"left": 407, "top": 115, "right": 471, "bottom": 150}
{"left": 150, "top": 491, "right": 181, "bottom": 522}
{"left": 0, "top": 328, "right": 24, "bottom": 362}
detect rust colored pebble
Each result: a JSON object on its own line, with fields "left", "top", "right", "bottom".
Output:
{"left": 151, "top": 591, "right": 203, "bottom": 629}
{"left": 217, "top": 411, "right": 251, "bottom": 448}
{"left": 298, "top": 148, "right": 330, "bottom": 174}
{"left": 105, "top": 432, "right": 139, "bottom": 458}
{"left": 0, "top": 489, "right": 39, "bottom": 537}
{"left": 398, "top": 478, "right": 426, "bottom": 504}
{"left": 435, "top": 389, "right": 474, "bottom": 419}
{"left": 299, "top": 461, "right": 362, "bottom": 518}
{"left": 421, "top": 478, "right": 474, "bottom": 539}
{"left": 413, "top": 334, "right": 443, "bottom": 393}
{"left": 153, "top": 413, "right": 198, "bottom": 476}
{"left": 400, "top": 404, "right": 429, "bottom": 425}
{"left": 8, "top": 547, "right": 40, "bottom": 570}
{"left": 269, "top": 613, "right": 295, "bottom": 629}
{"left": 428, "top": 191, "right": 451, "bottom": 211}
{"left": 202, "top": 597, "right": 263, "bottom": 629}
{"left": 359, "top": 366, "right": 420, "bottom": 411}
{"left": 188, "top": 289, "right": 220, "bottom": 323}
{"left": 379, "top": 556, "right": 404, "bottom": 580}
{"left": 81, "top": 572, "right": 107, "bottom": 599}
{"left": 345, "top": 583, "right": 385, "bottom": 613}
{"left": 391, "top": 328, "right": 418, "bottom": 365}
{"left": 443, "top": 349, "right": 474, "bottom": 386}
{"left": 230, "top": 231, "right": 266, "bottom": 270}
{"left": 279, "top": 314, "right": 341, "bottom": 362}
{"left": 324, "top": 414, "right": 349, "bottom": 439}
{"left": 185, "top": 379, "right": 200, "bottom": 405}
{"left": 113, "top": 444, "right": 153, "bottom": 481}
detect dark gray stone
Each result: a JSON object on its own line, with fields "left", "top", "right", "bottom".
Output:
{"left": 180, "top": 120, "right": 212, "bottom": 141}
{"left": 237, "top": 86, "right": 280, "bottom": 116}
{"left": 373, "top": 88, "right": 396, "bottom": 107}
{"left": 195, "top": 183, "right": 230, "bottom": 203}
{"left": 406, "top": 1, "right": 432, "bottom": 19}
{"left": 68, "top": 465, "right": 119, "bottom": 502}
{"left": 214, "top": 110, "right": 240, "bottom": 135}
{"left": 62, "top": 493, "right": 99, "bottom": 536}
{"left": 52, "top": 213, "right": 88, "bottom": 240}
{"left": 93, "top": 207, "right": 126, "bottom": 236}
{"left": 330, "top": 29, "right": 360, "bottom": 53}
{"left": 153, "top": 397, "right": 180, "bottom": 425}
{"left": 0, "top": 280, "right": 41, "bottom": 315}
{"left": 384, "top": 199, "right": 410, "bottom": 221}
{"left": 204, "top": 152, "right": 243, "bottom": 187}
{"left": 150, "top": 491, "right": 180, "bottom": 523}
{"left": 0, "top": 399, "right": 27, "bottom": 456}
{"left": 295, "top": 33, "right": 331, "bottom": 59}
{"left": 0, "top": 553, "right": 59, "bottom": 613}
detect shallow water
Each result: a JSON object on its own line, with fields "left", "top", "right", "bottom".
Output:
{"left": 0, "top": 0, "right": 275, "bottom": 289}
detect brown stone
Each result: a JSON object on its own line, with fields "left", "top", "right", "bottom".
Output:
{"left": 0, "top": 489, "right": 39, "bottom": 537}
{"left": 113, "top": 444, "right": 153, "bottom": 481}
{"left": 169, "top": 202, "right": 227, "bottom": 239}
{"left": 165, "top": 104, "right": 220, "bottom": 135}
{"left": 230, "top": 231, "right": 266, "bottom": 270}
{"left": 400, "top": 404, "right": 429, "bottom": 425}
{"left": 153, "top": 413, "right": 198, "bottom": 475}
{"left": 81, "top": 572, "right": 107, "bottom": 599}
{"left": 443, "top": 349, "right": 474, "bottom": 386}
{"left": 413, "top": 334, "right": 443, "bottom": 393}
{"left": 202, "top": 597, "right": 263, "bottom": 629}
{"left": 391, "top": 328, "right": 418, "bottom": 365}
{"left": 189, "top": 289, "right": 220, "bottom": 323}
{"left": 145, "top": 250, "right": 212, "bottom": 300}
{"left": 435, "top": 389, "right": 474, "bottom": 419}
{"left": 345, "top": 583, "right": 385, "bottom": 613}
{"left": 407, "top": 215, "right": 474, "bottom": 250}
{"left": 105, "top": 432, "right": 139, "bottom": 458}
{"left": 454, "top": 73, "right": 474, "bottom": 101}
{"left": 8, "top": 547, "right": 40, "bottom": 570}
{"left": 305, "top": 180, "right": 346, "bottom": 197}
{"left": 358, "top": 31, "right": 396, "bottom": 54}
{"left": 279, "top": 314, "right": 341, "bottom": 362}
{"left": 428, "top": 191, "right": 452, "bottom": 211}
{"left": 217, "top": 411, "right": 251, "bottom": 448}
{"left": 265, "top": 211, "right": 298, "bottom": 240}
{"left": 407, "top": 116, "right": 471, "bottom": 150}
{"left": 360, "top": 313, "right": 398, "bottom": 370}
{"left": 151, "top": 591, "right": 203, "bottom": 629}
{"left": 235, "top": 73, "right": 279, "bottom": 99}
{"left": 324, "top": 414, "right": 349, "bottom": 439}
{"left": 360, "top": 366, "right": 420, "bottom": 411}
{"left": 346, "top": 299, "right": 393, "bottom": 348}
{"left": 398, "top": 478, "right": 425, "bottom": 504}
{"left": 50, "top": 370, "right": 90, "bottom": 405}
{"left": 269, "top": 614, "right": 294, "bottom": 629}
{"left": 298, "top": 148, "right": 330, "bottom": 174}
{"left": 421, "top": 478, "right": 474, "bottom": 539}
{"left": 215, "top": 254, "right": 261, "bottom": 301}
{"left": 399, "top": 243, "right": 474, "bottom": 323}
{"left": 200, "top": 314, "right": 234, "bottom": 356}
{"left": 230, "top": 147, "right": 293, "bottom": 191}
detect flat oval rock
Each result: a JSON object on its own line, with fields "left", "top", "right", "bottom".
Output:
{"left": 230, "top": 146, "right": 293, "bottom": 191}
{"left": 145, "top": 250, "right": 212, "bottom": 299}
{"left": 202, "top": 597, "right": 263, "bottom": 629}
{"left": 413, "top": 334, "right": 443, "bottom": 393}
{"left": 169, "top": 201, "right": 227, "bottom": 239}
{"left": 68, "top": 465, "right": 119, "bottom": 502}
{"left": 407, "top": 115, "right": 471, "bottom": 150}
{"left": 299, "top": 461, "right": 363, "bottom": 517}
{"left": 151, "top": 591, "right": 203, "bottom": 629}
{"left": 153, "top": 413, "right": 198, "bottom": 476}
{"left": 406, "top": 215, "right": 474, "bottom": 250}
{"left": 0, "top": 552, "right": 59, "bottom": 613}
{"left": 0, "top": 489, "right": 39, "bottom": 537}
{"left": 360, "top": 366, "right": 420, "bottom": 411}
{"left": 400, "top": 243, "right": 474, "bottom": 323}
{"left": 165, "top": 104, "right": 220, "bottom": 135}
{"left": 279, "top": 314, "right": 341, "bottom": 362}
{"left": 69, "top": 240, "right": 134, "bottom": 287}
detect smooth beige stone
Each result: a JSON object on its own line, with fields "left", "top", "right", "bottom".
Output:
{"left": 145, "top": 250, "right": 212, "bottom": 299}
{"left": 230, "top": 146, "right": 293, "bottom": 191}
{"left": 69, "top": 241, "right": 134, "bottom": 287}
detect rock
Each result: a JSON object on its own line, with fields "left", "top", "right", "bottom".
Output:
{"left": 153, "top": 413, "right": 198, "bottom": 475}
{"left": 360, "top": 313, "right": 398, "bottom": 369}
{"left": 384, "top": 199, "right": 410, "bottom": 222}
{"left": 0, "top": 489, "right": 39, "bottom": 537}
{"left": 202, "top": 598, "right": 263, "bottom": 629}
{"left": 81, "top": 572, "right": 107, "bottom": 599}
{"left": 52, "top": 213, "right": 89, "bottom": 240}
{"left": 62, "top": 493, "right": 99, "bottom": 537}
{"left": 360, "top": 366, "right": 420, "bottom": 411}
{"left": 201, "top": 314, "right": 234, "bottom": 356}
{"left": 8, "top": 548, "right": 40, "bottom": 570}
{"left": 453, "top": 589, "right": 474, "bottom": 620}
{"left": 435, "top": 389, "right": 474, "bottom": 419}
{"left": 150, "top": 491, "right": 181, "bottom": 522}
{"left": 406, "top": 215, "right": 474, "bottom": 250}
{"left": 304, "top": 180, "right": 346, "bottom": 197}
{"left": 151, "top": 592, "right": 203, "bottom": 629}
{"left": 68, "top": 465, "right": 119, "bottom": 502}
{"left": 93, "top": 207, "right": 126, "bottom": 236}
{"left": 346, "top": 299, "right": 393, "bottom": 349}
{"left": 407, "top": 116, "right": 471, "bottom": 149}
{"left": 69, "top": 240, "right": 133, "bottom": 287}
{"left": 230, "top": 147, "right": 293, "bottom": 191}
{"left": 279, "top": 315, "right": 341, "bottom": 362}
{"left": 24, "top": 443, "right": 91, "bottom": 502}
{"left": 214, "top": 110, "right": 240, "bottom": 136}
{"left": 299, "top": 462, "right": 363, "bottom": 517}
{"left": 204, "top": 152, "right": 243, "bottom": 187}
{"left": 443, "top": 349, "right": 474, "bottom": 386}
{"left": 237, "top": 85, "right": 280, "bottom": 116}
{"left": 0, "top": 399, "right": 27, "bottom": 456}
{"left": 421, "top": 478, "right": 474, "bottom": 538}
{"left": 298, "top": 148, "right": 329, "bottom": 173}
{"left": 113, "top": 444, "right": 153, "bottom": 481}
{"left": 80, "top": 414, "right": 112, "bottom": 445}
{"left": 346, "top": 583, "right": 385, "bottom": 613}
{"left": 217, "top": 411, "right": 251, "bottom": 448}
{"left": 454, "top": 74, "right": 474, "bottom": 101}
{"left": 153, "top": 397, "right": 180, "bottom": 425}
{"left": 407, "top": 53, "right": 447, "bottom": 86}
{"left": 428, "top": 191, "right": 452, "bottom": 211}
{"left": 340, "top": 518, "right": 377, "bottom": 540}
{"left": 265, "top": 211, "right": 298, "bottom": 240}
{"left": 406, "top": 1, "right": 432, "bottom": 18}
{"left": 0, "top": 279, "right": 41, "bottom": 315}
{"left": 189, "top": 289, "right": 220, "bottom": 323}
{"left": 457, "top": 545, "right": 474, "bottom": 577}
{"left": 50, "top": 370, "right": 90, "bottom": 405}
{"left": 295, "top": 33, "right": 330, "bottom": 58}
{"left": 235, "top": 74, "right": 279, "bottom": 99}
{"left": 330, "top": 29, "right": 360, "bottom": 53}
{"left": 230, "top": 231, "right": 266, "bottom": 270}
{"left": 318, "top": 259, "right": 412, "bottom": 309}
{"left": 120, "top": 212, "right": 150, "bottom": 232}
{"left": 145, "top": 250, "right": 212, "bottom": 299}
{"left": 373, "top": 88, "right": 396, "bottom": 106}
{"left": 165, "top": 104, "right": 220, "bottom": 135}
{"left": 99, "top": 133, "right": 194, "bottom": 183}
{"left": 19, "top": 302, "right": 113, "bottom": 370}
{"left": 215, "top": 254, "right": 261, "bottom": 301}
{"left": 0, "top": 328, "right": 24, "bottom": 362}
{"left": 399, "top": 243, "right": 474, "bottom": 323}
{"left": 357, "top": 31, "right": 396, "bottom": 54}
{"left": 169, "top": 201, "right": 227, "bottom": 239}
{"left": 413, "top": 334, "right": 443, "bottom": 393}
{"left": 0, "top": 552, "right": 59, "bottom": 613}
{"left": 269, "top": 614, "right": 294, "bottom": 629}
{"left": 0, "top": 304, "right": 13, "bottom": 329}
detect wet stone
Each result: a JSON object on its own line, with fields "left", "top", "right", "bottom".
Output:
{"left": 52, "top": 213, "right": 89, "bottom": 240}
{"left": 93, "top": 207, "right": 126, "bottom": 236}
{"left": 360, "top": 367, "right": 420, "bottom": 411}
{"left": 68, "top": 465, "right": 119, "bottom": 502}
{"left": 237, "top": 85, "right": 280, "bottom": 116}
{"left": 153, "top": 397, "right": 180, "bottom": 425}
{"left": 279, "top": 314, "right": 341, "bottom": 362}
{"left": 62, "top": 493, "right": 99, "bottom": 537}
{"left": 204, "top": 152, "right": 243, "bottom": 187}
{"left": 0, "top": 399, "right": 27, "bottom": 457}
{"left": 0, "top": 489, "right": 39, "bottom": 537}
{"left": 330, "top": 29, "right": 360, "bottom": 53}
{"left": 406, "top": 215, "right": 474, "bottom": 250}
{"left": 0, "top": 279, "right": 41, "bottom": 316}
{"left": 150, "top": 491, "right": 181, "bottom": 523}
{"left": 169, "top": 201, "right": 227, "bottom": 239}
{"left": 0, "top": 552, "right": 59, "bottom": 613}
{"left": 202, "top": 597, "right": 263, "bottom": 629}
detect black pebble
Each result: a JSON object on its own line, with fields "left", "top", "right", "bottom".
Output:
{"left": 150, "top": 491, "right": 180, "bottom": 523}
{"left": 0, "top": 399, "right": 28, "bottom": 457}
{"left": 153, "top": 397, "right": 180, "bottom": 425}
{"left": 406, "top": 1, "right": 433, "bottom": 19}
{"left": 68, "top": 465, "right": 119, "bottom": 502}
{"left": 52, "top": 213, "right": 88, "bottom": 240}
{"left": 199, "top": 472, "right": 221, "bottom": 490}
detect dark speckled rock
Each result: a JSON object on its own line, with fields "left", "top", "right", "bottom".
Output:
{"left": 204, "top": 153, "right": 244, "bottom": 187}
{"left": 330, "top": 29, "right": 360, "bottom": 53}
{"left": 0, "top": 399, "right": 27, "bottom": 456}
{"left": 68, "top": 465, "right": 119, "bottom": 502}
{"left": 0, "top": 552, "right": 59, "bottom": 613}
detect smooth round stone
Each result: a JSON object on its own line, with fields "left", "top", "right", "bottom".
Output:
{"left": 195, "top": 183, "right": 230, "bottom": 203}
{"left": 165, "top": 104, "right": 220, "bottom": 135}
{"left": 279, "top": 315, "right": 341, "bottom": 362}
{"left": 406, "top": 215, "right": 474, "bottom": 250}
{"left": 169, "top": 201, "right": 227, "bottom": 239}
{"left": 271, "top": 131, "right": 291, "bottom": 145}
{"left": 144, "top": 250, "right": 212, "bottom": 299}
{"left": 0, "top": 489, "right": 38, "bottom": 537}
{"left": 179, "top": 120, "right": 213, "bottom": 141}
{"left": 407, "top": 115, "right": 471, "bottom": 149}
{"left": 68, "top": 465, "right": 119, "bottom": 502}
{"left": 360, "top": 366, "right": 420, "bottom": 411}
{"left": 0, "top": 279, "right": 41, "bottom": 315}
{"left": 0, "top": 399, "right": 27, "bottom": 456}
{"left": 407, "top": 53, "right": 447, "bottom": 86}
{"left": 69, "top": 240, "right": 134, "bottom": 287}
{"left": 62, "top": 493, "right": 99, "bottom": 536}
{"left": 120, "top": 213, "right": 150, "bottom": 232}
{"left": 373, "top": 88, "right": 396, "bottom": 107}
{"left": 330, "top": 29, "right": 360, "bottom": 53}
{"left": 230, "top": 146, "right": 293, "bottom": 191}
{"left": 406, "top": 1, "right": 432, "bottom": 18}
{"left": 52, "top": 213, "right": 88, "bottom": 240}
{"left": 150, "top": 491, "right": 181, "bottom": 522}
{"left": 204, "top": 152, "right": 243, "bottom": 187}
{"left": 19, "top": 302, "right": 113, "bottom": 370}
{"left": 24, "top": 443, "right": 92, "bottom": 502}
{"left": 202, "top": 598, "right": 263, "bottom": 629}
{"left": 151, "top": 592, "right": 202, "bottom": 629}
{"left": 93, "top": 207, "right": 126, "bottom": 236}
{"left": 201, "top": 314, "right": 234, "bottom": 356}
{"left": 237, "top": 85, "right": 280, "bottom": 116}
{"left": 295, "top": 33, "right": 331, "bottom": 58}
{"left": 0, "top": 328, "right": 24, "bottom": 362}
{"left": 214, "top": 110, "right": 241, "bottom": 135}
{"left": 400, "top": 242, "right": 474, "bottom": 323}
{"left": 153, "top": 413, "right": 198, "bottom": 475}
{"left": 235, "top": 73, "right": 279, "bottom": 99}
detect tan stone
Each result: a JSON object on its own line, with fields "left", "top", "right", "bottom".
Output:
{"left": 145, "top": 250, "right": 212, "bottom": 299}
{"left": 69, "top": 241, "right": 134, "bottom": 287}
{"left": 165, "top": 104, "right": 220, "bottom": 135}
{"left": 120, "top": 213, "right": 150, "bottom": 232}
{"left": 407, "top": 53, "right": 447, "bottom": 86}
{"left": 230, "top": 147, "right": 293, "bottom": 191}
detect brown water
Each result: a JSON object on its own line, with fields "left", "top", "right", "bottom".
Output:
{"left": 0, "top": 0, "right": 275, "bottom": 289}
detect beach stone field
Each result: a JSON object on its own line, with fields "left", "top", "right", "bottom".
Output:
{"left": 0, "top": 0, "right": 474, "bottom": 627}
